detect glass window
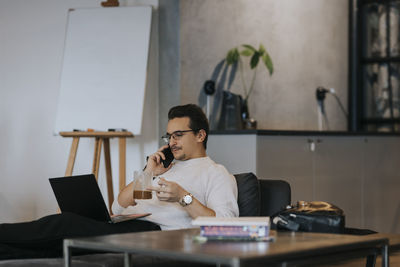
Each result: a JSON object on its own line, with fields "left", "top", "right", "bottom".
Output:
{"left": 356, "top": 0, "right": 400, "bottom": 132}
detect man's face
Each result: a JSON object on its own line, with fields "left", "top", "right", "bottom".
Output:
{"left": 166, "top": 117, "right": 202, "bottom": 161}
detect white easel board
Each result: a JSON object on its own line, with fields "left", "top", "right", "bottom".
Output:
{"left": 55, "top": 6, "right": 152, "bottom": 135}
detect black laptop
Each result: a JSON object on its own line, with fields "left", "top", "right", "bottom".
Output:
{"left": 49, "top": 174, "right": 150, "bottom": 223}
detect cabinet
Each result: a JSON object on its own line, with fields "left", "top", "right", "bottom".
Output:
{"left": 207, "top": 132, "right": 400, "bottom": 232}
{"left": 364, "top": 137, "right": 400, "bottom": 233}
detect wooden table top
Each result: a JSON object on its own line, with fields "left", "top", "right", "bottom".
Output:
{"left": 65, "top": 228, "right": 388, "bottom": 265}
{"left": 371, "top": 233, "right": 400, "bottom": 249}
{"left": 59, "top": 131, "right": 134, "bottom": 138}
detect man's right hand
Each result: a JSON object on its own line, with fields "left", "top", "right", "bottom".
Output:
{"left": 145, "top": 145, "right": 173, "bottom": 176}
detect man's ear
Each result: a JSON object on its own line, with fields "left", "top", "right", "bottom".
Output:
{"left": 196, "top": 129, "right": 206, "bottom": 143}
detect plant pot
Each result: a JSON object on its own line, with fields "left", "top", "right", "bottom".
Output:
{"left": 241, "top": 99, "right": 257, "bottom": 129}
{"left": 217, "top": 91, "right": 244, "bottom": 130}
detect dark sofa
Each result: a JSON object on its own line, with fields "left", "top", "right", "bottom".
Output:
{"left": 0, "top": 173, "right": 291, "bottom": 267}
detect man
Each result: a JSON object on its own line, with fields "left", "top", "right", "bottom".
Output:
{"left": 112, "top": 104, "right": 239, "bottom": 230}
{"left": 0, "top": 104, "right": 238, "bottom": 260}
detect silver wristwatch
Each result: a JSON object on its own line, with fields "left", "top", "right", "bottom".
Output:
{"left": 180, "top": 193, "right": 193, "bottom": 207}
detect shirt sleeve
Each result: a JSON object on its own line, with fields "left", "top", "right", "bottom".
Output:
{"left": 204, "top": 166, "right": 239, "bottom": 218}
{"left": 111, "top": 199, "right": 125, "bottom": 215}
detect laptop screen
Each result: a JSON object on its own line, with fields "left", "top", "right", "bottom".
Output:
{"left": 49, "top": 174, "right": 111, "bottom": 222}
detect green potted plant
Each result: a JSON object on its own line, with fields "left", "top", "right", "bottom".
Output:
{"left": 225, "top": 44, "right": 274, "bottom": 126}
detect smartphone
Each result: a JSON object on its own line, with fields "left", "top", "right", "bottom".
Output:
{"left": 161, "top": 146, "right": 174, "bottom": 168}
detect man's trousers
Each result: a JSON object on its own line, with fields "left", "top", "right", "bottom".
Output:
{"left": 0, "top": 212, "right": 160, "bottom": 260}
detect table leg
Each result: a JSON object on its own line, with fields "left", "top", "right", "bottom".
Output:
{"left": 63, "top": 241, "right": 71, "bottom": 267}
{"left": 119, "top": 137, "right": 127, "bottom": 192}
{"left": 230, "top": 258, "right": 240, "bottom": 267}
{"left": 124, "top": 252, "right": 131, "bottom": 267}
{"left": 92, "top": 137, "right": 103, "bottom": 180}
{"left": 381, "top": 243, "right": 389, "bottom": 267}
{"left": 366, "top": 253, "right": 377, "bottom": 267}
{"left": 65, "top": 137, "right": 79, "bottom": 176}
{"left": 103, "top": 138, "right": 114, "bottom": 213}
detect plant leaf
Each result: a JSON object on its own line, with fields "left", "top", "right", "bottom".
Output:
{"left": 242, "top": 44, "right": 256, "bottom": 52}
{"left": 233, "top": 49, "right": 239, "bottom": 62}
{"left": 226, "top": 49, "right": 234, "bottom": 64}
{"left": 226, "top": 48, "right": 239, "bottom": 65}
{"left": 262, "top": 52, "right": 274, "bottom": 75}
{"left": 240, "top": 48, "right": 253, "bottom": 57}
{"left": 250, "top": 52, "right": 260, "bottom": 69}
{"left": 259, "top": 44, "right": 266, "bottom": 55}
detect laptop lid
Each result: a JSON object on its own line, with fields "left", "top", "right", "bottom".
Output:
{"left": 49, "top": 174, "right": 112, "bottom": 222}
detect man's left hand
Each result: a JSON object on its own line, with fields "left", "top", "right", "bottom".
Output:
{"left": 148, "top": 177, "right": 186, "bottom": 202}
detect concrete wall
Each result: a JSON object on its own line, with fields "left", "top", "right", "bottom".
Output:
{"left": 180, "top": 0, "right": 349, "bottom": 131}
{"left": 158, "top": 0, "right": 180, "bottom": 140}
{"left": 0, "top": 0, "right": 159, "bottom": 222}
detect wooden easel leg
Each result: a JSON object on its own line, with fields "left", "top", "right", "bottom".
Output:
{"left": 92, "top": 137, "right": 103, "bottom": 180}
{"left": 119, "top": 137, "right": 126, "bottom": 192}
{"left": 65, "top": 137, "right": 80, "bottom": 176}
{"left": 103, "top": 138, "right": 114, "bottom": 213}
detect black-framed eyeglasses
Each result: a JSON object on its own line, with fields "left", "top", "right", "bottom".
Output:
{"left": 161, "top": 130, "right": 196, "bottom": 143}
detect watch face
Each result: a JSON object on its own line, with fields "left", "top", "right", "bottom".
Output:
{"left": 183, "top": 194, "right": 192, "bottom": 204}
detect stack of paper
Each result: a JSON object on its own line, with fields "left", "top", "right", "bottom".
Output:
{"left": 192, "top": 217, "right": 270, "bottom": 241}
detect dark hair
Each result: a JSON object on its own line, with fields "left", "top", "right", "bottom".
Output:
{"left": 168, "top": 104, "right": 209, "bottom": 149}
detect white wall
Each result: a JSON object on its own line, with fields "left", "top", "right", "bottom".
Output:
{"left": 0, "top": 0, "right": 159, "bottom": 222}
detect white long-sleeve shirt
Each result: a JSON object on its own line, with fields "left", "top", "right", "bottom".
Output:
{"left": 112, "top": 157, "right": 239, "bottom": 230}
